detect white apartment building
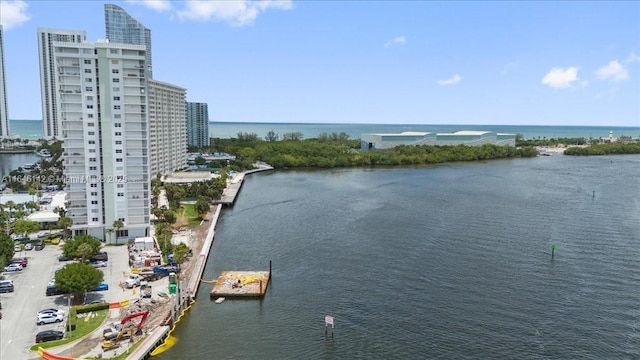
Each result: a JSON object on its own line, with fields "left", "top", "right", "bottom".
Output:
{"left": 38, "top": 28, "right": 87, "bottom": 139}
{"left": 148, "top": 79, "right": 187, "bottom": 176}
{"left": 54, "top": 39, "right": 150, "bottom": 243}
{"left": 0, "top": 25, "right": 10, "bottom": 138}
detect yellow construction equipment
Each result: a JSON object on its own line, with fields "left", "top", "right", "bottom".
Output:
{"left": 102, "top": 327, "right": 135, "bottom": 350}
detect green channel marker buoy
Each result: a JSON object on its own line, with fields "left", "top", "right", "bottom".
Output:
{"left": 551, "top": 244, "right": 556, "bottom": 259}
{"left": 592, "top": 190, "right": 595, "bottom": 198}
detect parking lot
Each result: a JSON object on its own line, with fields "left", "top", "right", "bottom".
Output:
{"left": 0, "top": 244, "right": 130, "bottom": 360}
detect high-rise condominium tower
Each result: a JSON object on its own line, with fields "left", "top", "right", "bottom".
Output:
{"left": 186, "top": 102, "right": 209, "bottom": 149}
{"left": 105, "top": 4, "right": 153, "bottom": 79}
{"left": 38, "top": 28, "right": 87, "bottom": 139}
{"left": 54, "top": 39, "right": 150, "bottom": 242}
{"left": 148, "top": 79, "right": 187, "bottom": 176}
{"left": 0, "top": 25, "right": 10, "bottom": 138}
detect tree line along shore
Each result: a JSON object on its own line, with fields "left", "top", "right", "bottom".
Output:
{"left": 190, "top": 132, "right": 640, "bottom": 170}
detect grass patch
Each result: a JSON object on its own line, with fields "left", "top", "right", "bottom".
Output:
{"left": 180, "top": 203, "right": 196, "bottom": 218}
{"left": 177, "top": 203, "right": 201, "bottom": 226}
{"left": 29, "top": 309, "right": 108, "bottom": 351}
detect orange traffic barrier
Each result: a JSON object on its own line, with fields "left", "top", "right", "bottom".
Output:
{"left": 37, "top": 347, "right": 75, "bottom": 360}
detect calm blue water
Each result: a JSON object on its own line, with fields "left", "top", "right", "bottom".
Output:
{"left": 8, "top": 119, "right": 42, "bottom": 140}
{"left": 210, "top": 122, "right": 640, "bottom": 141}
{"left": 0, "top": 120, "right": 41, "bottom": 179}
{"left": 157, "top": 154, "right": 640, "bottom": 360}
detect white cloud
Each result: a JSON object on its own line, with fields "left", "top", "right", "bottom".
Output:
{"left": 541, "top": 67, "right": 580, "bottom": 88}
{"left": 437, "top": 74, "right": 462, "bottom": 85}
{"left": 0, "top": 0, "right": 31, "bottom": 30}
{"left": 177, "top": 0, "right": 293, "bottom": 26}
{"left": 384, "top": 36, "right": 406, "bottom": 48}
{"left": 624, "top": 52, "right": 640, "bottom": 64}
{"left": 126, "top": 0, "right": 172, "bottom": 12}
{"left": 595, "top": 60, "right": 628, "bottom": 82}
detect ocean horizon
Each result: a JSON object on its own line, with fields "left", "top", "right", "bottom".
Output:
{"left": 8, "top": 119, "right": 640, "bottom": 142}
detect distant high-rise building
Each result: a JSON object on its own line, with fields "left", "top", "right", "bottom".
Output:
{"left": 186, "top": 102, "right": 209, "bottom": 148}
{"left": 148, "top": 79, "right": 187, "bottom": 176}
{"left": 37, "top": 28, "right": 86, "bottom": 139}
{"left": 0, "top": 25, "right": 10, "bottom": 138}
{"left": 54, "top": 39, "right": 150, "bottom": 242}
{"left": 105, "top": 4, "right": 153, "bottom": 78}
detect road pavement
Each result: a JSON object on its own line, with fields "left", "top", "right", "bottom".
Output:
{"left": 0, "top": 244, "right": 130, "bottom": 360}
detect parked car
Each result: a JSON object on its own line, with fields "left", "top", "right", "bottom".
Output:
{"left": 58, "top": 254, "right": 71, "bottom": 262}
{"left": 0, "top": 280, "right": 14, "bottom": 293}
{"left": 10, "top": 258, "right": 27, "bottom": 267}
{"left": 91, "top": 282, "right": 109, "bottom": 292}
{"left": 37, "top": 308, "right": 66, "bottom": 317}
{"left": 45, "top": 285, "right": 68, "bottom": 296}
{"left": 36, "top": 313, "right": 64, "bottom": 325}
{"left": 4, "top": 264, "right": 23, "bottom": 272}
{"left": 35, "top": 243, "right": 45, "bottom": 251}
{"left": 90, "top": 252, "right": 108, "bottom": 262}
{"left": 13, "top": 245, "right": 21, "bottom": 252}
{"left": 83, "top": 299, "right": 106, "bottom": 305}
{"left": 90, "top": 261, "right": 107, "bottom": 268}
{"left": 24, "top": 243, "right": 33, "bottom": 251}
{"left": 35, "top": 330, "right": 64, "bottom": 343}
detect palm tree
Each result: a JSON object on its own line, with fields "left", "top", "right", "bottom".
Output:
{"left": 28, "top": 186, "right": 37, "bottom": 202}
{"left": 53, "top": 206, "right": 66, "bottom": 217}
{"left": 113, "top": 220, "right": 124, "bottom": 242}
{"left": 5, "top": 201, "right": 16, "bottom": 221}
{"left": 58, "top": 216, "right": 73, "bottom": 240}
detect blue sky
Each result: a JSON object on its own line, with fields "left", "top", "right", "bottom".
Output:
{"left": 0, "top": 0, "right": 639, "bottom": 126}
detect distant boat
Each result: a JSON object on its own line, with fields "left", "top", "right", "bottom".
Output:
{"left": 22, "top": 164, "right": 35, "bottom": 170}
{"left": 36, "top": 149, "right": 52, "bottom": 158}
{"left": 540, "top": 152, "right": 553, "bottom": 156}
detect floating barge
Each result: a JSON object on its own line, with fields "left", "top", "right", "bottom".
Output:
{"left": 210, "top": 270, "right": 271, "bottom": 299}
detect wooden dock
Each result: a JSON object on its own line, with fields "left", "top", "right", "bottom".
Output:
{"left": 210, "top": 270, "right": 271, "bottom": 298}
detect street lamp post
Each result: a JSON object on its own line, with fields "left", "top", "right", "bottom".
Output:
{"left": 66, "top": 294, "right": 72, "bottom": 337}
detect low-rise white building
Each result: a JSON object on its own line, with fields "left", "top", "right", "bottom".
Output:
{"left": 361, "top": 130, "right": 516, "bottom": 150}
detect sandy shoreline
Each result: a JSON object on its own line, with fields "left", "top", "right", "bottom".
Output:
{"left": 535, "top": 146, "right": 567, "bottom": 153}
{"left": 535, "top": 144, "right": 589, "bottom": 154}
